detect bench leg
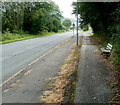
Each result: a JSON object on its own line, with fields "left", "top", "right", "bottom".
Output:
{"left": 100, "top": 52, "right": 103, "bottom": 55}
{"left": 101, "top": 52, "right": 109, "bottom": 59}
{"left": 105, "top": 54, "right": 108, "bottom": 59}
{"left": 105, "top": 52, "right": 110, "bottom": 59}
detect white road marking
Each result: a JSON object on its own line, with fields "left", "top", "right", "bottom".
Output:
{"left": 0, "top": 38, "right": 71, "bottom": 87}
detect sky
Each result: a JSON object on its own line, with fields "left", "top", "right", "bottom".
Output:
{"left": 52, "top": 0, "right": 76, "bottom": 19}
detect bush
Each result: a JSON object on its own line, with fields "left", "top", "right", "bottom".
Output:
{"left": 111, "top": 33, "right": 120, "bottom": 64}
{"left": 2, "top": 29, "right": 23, "bottom": 41}
{"left": 38, "top": 30, "right": 48, "bottom": 35}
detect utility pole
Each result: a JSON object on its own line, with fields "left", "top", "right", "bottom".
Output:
{"left": 76, "top": 0, "right": 79, "bottom": 46}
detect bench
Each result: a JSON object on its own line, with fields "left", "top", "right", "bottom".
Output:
{"left": 100, "top": 43, "right": 113, "bottom": 58}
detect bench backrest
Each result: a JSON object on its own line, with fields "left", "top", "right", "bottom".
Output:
{"left": 106, "top": 43, "right": 113, "bottom": 51}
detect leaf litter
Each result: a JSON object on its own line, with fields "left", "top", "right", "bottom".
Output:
{"left": 40, "top": 41, "right": 81, "bottom": 103}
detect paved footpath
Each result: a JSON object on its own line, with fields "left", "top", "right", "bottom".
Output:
{"left": 75, "top": 31, "right": 112, "bottom": 103}
{"left": 2, "top": 37, "right": 75, "bottom": 103}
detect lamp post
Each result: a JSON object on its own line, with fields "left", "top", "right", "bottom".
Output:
{"left": 76, "top": 0, "right": 79, "bottom": 46}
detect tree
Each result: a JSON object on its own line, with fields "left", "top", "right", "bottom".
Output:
{"left": 72, "top": 2, "right": 119, "bottom": 38}
{"left": 2, "top": 2, "right": 63, "bottom": 34}
{"left": 62, "top": 19, "right": 72, "bottom": 28}
{"left": 2, "top": 2, "right": 24, "bottom": 33}
{"left": 72, "top": 2, "right": 120, "bottom": 64}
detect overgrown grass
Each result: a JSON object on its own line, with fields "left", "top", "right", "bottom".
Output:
{"left": 94, "top": 32, "right": 120, "bottom": 65}
{"left": 1, "top": 31, "right": 66, "bottom": 44}
{"left": 84, "top": 30, "right": 94, "bottom": 36}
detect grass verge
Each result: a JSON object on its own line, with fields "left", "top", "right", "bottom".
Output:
{"left": 1, "top": 31, "right": 66, "bottom": 44}
{"left": 40, "top": 41, "right": 81, "bottom": 103}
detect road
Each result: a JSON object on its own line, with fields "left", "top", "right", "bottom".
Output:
{"left": 2, "top": 35, "right": 76, "bottom": 103}
{"left": 1, "top": 31, "right": 73, "bottom": 83}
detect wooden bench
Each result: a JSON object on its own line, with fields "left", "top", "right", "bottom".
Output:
{"left": 100, "top": 43, "right": 113, "bottom": 58}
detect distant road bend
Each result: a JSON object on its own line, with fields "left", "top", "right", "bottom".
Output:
{"left": 1, "top": 31, "right": 73, "bottom": 83}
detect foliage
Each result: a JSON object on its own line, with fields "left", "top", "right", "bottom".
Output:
{"left": 62, "top": 19, "right": 72, "bottom": 28}
{"left": 2, "top": 2, "right": 63, "bottom": 34}
{"left": 1, "top": 30, "right": 65, "bottom": 44}
{"left": 72, "top": 2, "right": 120, "bottom": 64}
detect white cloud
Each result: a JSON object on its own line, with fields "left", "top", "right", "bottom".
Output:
{"left": 52, "top": 0, "right": 76, "bottom": 19}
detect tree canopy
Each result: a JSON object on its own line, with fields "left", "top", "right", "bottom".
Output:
{"left": 2, "top": 2, "right": 63, "bottom": 34}
{"left": 72, "top": 2, "right": 120, "bottom": 64}
{"left": 62, "top": 19, "right": 72, "bottom": 28}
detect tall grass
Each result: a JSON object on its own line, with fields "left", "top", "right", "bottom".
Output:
{"left": 94, "top": 32, "right": 120, "bottom": 65}
{"left": 1, "top": 30, "right": 66, "bottom": 44}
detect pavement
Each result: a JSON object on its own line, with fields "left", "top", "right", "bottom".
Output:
{"left": 74, "top": 31, "right": 112, "bottom": 103}
{"left": 2, "top": 36, "right": 76, "bottom": 103}
{"left": 1, "top": 31, "right": 73, "bottom": 83}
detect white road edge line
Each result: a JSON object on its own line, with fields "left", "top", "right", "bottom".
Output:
{"left": 0, "top": 37, "right": 71, "bottom": 87}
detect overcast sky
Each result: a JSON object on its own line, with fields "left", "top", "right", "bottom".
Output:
{"left": 52, "top": 0, "right": 76, "bottom": 19}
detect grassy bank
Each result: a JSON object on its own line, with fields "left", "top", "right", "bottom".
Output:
{"left": 1, "top": 31, "right": 66, "bottom": 44}
{"left": 89, "top": 30, "right": 120, "bottom": 65}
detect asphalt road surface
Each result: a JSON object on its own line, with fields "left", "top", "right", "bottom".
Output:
{"left": 1, "top": 31, "right": 73, "bottom": 83}
{"left": 2, "top": 36, "right": 76, "bottom": 103}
